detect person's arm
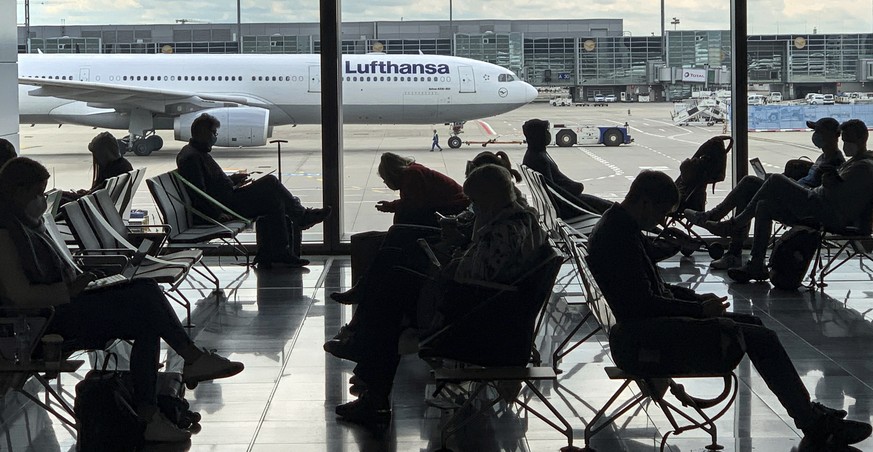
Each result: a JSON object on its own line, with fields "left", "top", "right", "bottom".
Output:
{"left": 588, "top": 230, "right": 703, "bottom": 319}
{"left": 177, "top": 153, "right": 223, "bottom": 218}
{"left": 0, "top": 231, "right": 70, "bottom": 308}
{"left": 453, "top": 220, "right": 524, "bottom": 283}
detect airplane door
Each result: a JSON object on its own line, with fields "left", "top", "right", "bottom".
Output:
{"left": 78, "top": 68, "right": 90, "bottom": 81}
{"left": 458, "top": 65, "right": 476, "bottom": 93}
{"left": 308, "top": 66, "right": 321, "bottom": 93}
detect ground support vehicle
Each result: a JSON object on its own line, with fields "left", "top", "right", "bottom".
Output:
{"left": 552, "top": 124, "right": 633, "bottom": 147}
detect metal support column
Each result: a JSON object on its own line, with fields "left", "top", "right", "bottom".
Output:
{"left": 320, "top": 0, "right": 345, "bottom": 253}
{"left": 731, "top": 0, "right": 749, "bottom": 184}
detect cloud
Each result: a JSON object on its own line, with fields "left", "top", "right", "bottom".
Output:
{"left": 16, "top": 0, "right": 873, "bottom": 37}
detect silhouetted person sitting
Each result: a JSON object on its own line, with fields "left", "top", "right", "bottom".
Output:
{"left": 375, "top": 152, "right": 469, "bottom": 227}
{"left": 586, "top": 170, "right": 871, "bottom": 449}
{"left": 325, "top": 164, "right": 547, "bottom": 424}
{"left": 684, "top": 118, "right": 846, "bottom": 269}
{"left": 703, "top": 119, "right": 873, "bottom": 282}
{"left": 60, "top": 131, "right": 133, "bottom": 204}
{"left": 0, "top": 157, "right": 245, "bottom": 443}
{"left": 0, "top": 138, "right": 16, "bottom": 169}
{"left": 176, "top": 113, "right": 331, "bottom": 268}
{"left": 521, "top": 118, "right": 613, "bottom": 215}
{"left": 331, "top": 151, "right": 522, "bottom": 306}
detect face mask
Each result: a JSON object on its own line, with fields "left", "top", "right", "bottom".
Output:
{"left": 208, "top": 134, "right": 218, "bottom": 147}
{"left": 24, "top": 196, "right": 47, "bottom": 220}
{"left": 811, "top": 132, "right": 824, "bottom": 149}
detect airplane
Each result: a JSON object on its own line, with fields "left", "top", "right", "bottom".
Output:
{"left": 17, "top": 53, "right": 538, "bottom": 155}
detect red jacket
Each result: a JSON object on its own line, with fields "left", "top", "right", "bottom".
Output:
{"left": 383, "top": 163, "right": 469, "bottom": 225}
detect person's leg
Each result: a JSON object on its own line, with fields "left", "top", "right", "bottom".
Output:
{"left": 707, "top": 175, "right": 764, "bottom": 221}
{"left": 736, "top": 321, "right": 871, "bottom": 446}
{"left": 738, "top": 322, "right": 818, "bottom": 427}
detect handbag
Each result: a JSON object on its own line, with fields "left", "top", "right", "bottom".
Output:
{"left": 783, "top": 156, "right": 814, "bottom": 181}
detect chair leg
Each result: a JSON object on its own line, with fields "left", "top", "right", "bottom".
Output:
{"left": 513, "top": 379, "right": 579, "bottom": 450}
{"left": 552, "top": 316, "right": 598, "bottom": 373}
{"left": 583, "top": 379, "right": 646, "bottom": 448}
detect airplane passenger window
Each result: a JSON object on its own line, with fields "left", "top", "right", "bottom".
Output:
{"left": 171, "top": 76, "right": 175, "bottom": 81}
{"left": 366, "top": 76, "right": 371, "bottom": 81}
{"left": 251, "top": 76, "right": 256, "bottom": 81}
{"left": 197, "top": 76, "right": 202, "bottom": 81}
{"left": 123, "top": 76, "right": 128, "bottom": 81}
{"left": 163, "top": 76, "right": 168, "bottom": 81}
{"left": 258, "top": 76, "right": 263, "bottom": 81}
{"left": 272, "top": 76, "right": 276, "bottom": 81}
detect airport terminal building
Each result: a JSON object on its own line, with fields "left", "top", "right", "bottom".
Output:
{"left": 17, "top": 19, "right": 873, "bottom": 102}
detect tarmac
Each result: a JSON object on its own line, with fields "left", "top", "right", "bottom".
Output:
{"left": 19, "top": 101, "right": 821, "bottom": 237}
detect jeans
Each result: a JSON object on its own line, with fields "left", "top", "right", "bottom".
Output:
{"left": 47, "top": 279, "right": 194, "bottom": 408}
{"left": 730, "top": 174, "right": 838, "bottom": 263}
{"left": 227, "top": 175, "right": 307, "bottom": 259}
{"left": 706, "top": 175, "right": 764, "bottom": 256}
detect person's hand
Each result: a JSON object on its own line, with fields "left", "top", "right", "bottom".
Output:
{"left": 67, "top": 272, "right": 97, "bottom": 297}
{"left": 230, "top": 172, "right": 250, "bottom": 186}
{"left": 375, "top": 201, "right": 395, "bottom": 213}
{"left": 698, "top": 293, "right": 723, "bottom": 302}
{"left": 701, "top": 297, "right": 730, "bottom": 318}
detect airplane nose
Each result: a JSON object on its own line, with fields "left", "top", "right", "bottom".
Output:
{"left": 523, "top": 82, "right": 538, "bottom": 103}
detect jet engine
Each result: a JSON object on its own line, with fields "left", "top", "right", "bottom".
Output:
{"left": 174, "top": 107, "right": 270, "bottom": 147}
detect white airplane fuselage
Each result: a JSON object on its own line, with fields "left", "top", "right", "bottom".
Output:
{"left": 18, "top": 53, "right": 537, "bottom": 130}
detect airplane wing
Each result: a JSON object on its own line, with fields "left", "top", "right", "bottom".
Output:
{"left": 19, "top": 77, "right": 257, "bottom": 114}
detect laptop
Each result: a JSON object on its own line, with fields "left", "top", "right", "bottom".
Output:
{"left": 750, "top": 158, "right": 767, "bottom": 179}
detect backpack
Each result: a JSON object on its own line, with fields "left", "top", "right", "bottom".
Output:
{"left": 677, "top": 136, "right": 734, "bottom": 196}
{"left": 75, "top": 369, "right": 144, "bottom": 451}
{"left": 768, "top": 226, "right": 822, "bottom": 290}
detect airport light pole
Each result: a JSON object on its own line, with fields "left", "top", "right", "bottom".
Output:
{"left": 449, "top": 0, "right": 454, "bottom": 55}
{"left": 236, "top": 0, "right": 242, "bottom": 53}
{"left": 672, "top": 17, "right": 680, "bottom": 30}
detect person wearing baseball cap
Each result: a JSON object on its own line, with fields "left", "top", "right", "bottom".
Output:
{"left": 684, "top": 117, "right": 846, "bottom": 270}
{"left": 704, "top": 118, "right": 873, "bottom": 283}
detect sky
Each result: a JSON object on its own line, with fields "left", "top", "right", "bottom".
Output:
{"left": 14, "top": 0, "right": 873, "bottom": 37}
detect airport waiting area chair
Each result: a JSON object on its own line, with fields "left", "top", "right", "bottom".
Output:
{"left": 565, "top": 239, "right": 739, "bottom": 452}
{"left": 417, "top": 244, "right": 579, "bottom": 452}
{"left": 519, "top": 165, "right": 601, "bottom": 241}
{"left": 60, "top": 192, "right": 202, "bottom": 327}
{"left": 146, "top": 171, "right": 251, "bottom": 265}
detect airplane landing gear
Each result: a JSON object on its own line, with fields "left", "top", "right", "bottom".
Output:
{"left": 119, "top": 132, "right": 163, "bottom": 157}
{"left": 447, "top": 121, "right": 465, "bottom": 149}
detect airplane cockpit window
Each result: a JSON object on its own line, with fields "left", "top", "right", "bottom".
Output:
{"left": 498, "top": 74, "right": 516, "bottom": 82}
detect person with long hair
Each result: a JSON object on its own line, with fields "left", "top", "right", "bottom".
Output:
{"left": 0, "top": 157, "right": 244, "bottom": 443}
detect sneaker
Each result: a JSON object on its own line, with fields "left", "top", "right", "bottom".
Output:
{"left": 703, "top": 219, "right": 737, "bottom": 238}
{"left": 323, "top": 336, "right": 366, "bottom": 362}
{"left": 802, "top": 411, "right": 872, "bottom": 447}
{"left": 683, "top": 209, "right": 710, "bottom": 227}
{"left": 143, "top": 411, "right": 192, "bottom": 442}
{"left": 330, "top": 287, "right": 361, "bottom": 305}
{"left": 335, "top": 394, "right": 391, "bottom": 424}
{"left": 812, "top": 402, "right": 848, "bottom": 420}
{"left": 183, "top": 349, "right": 245, "bottom": 386}
{"left": 710, "top": 253, "right": 742, "bottom": 270}
{"left": 299, "top": 207, "right": 332, "bottom": 230}
{"left": 727, "top": 260, "right": 770, "bottom": 283}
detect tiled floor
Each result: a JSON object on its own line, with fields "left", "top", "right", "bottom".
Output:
{"left": 2, "top": 252, "right": 873, "bottom": 452}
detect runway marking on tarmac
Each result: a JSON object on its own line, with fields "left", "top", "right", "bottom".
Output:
{"left": 576, "top": 146, "right": 624, "bottom": 182}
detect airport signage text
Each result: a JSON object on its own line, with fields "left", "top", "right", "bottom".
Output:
{"left": 682, "top": 69, "right": 706, "bottom": 83}
{"left": 345, "top": 61, "right": 451, "bottom": 75}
